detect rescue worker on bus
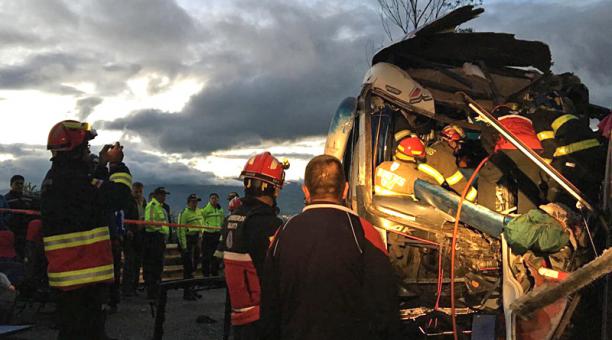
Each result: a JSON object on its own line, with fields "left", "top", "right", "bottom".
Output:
{"left": 177, "top": 194, "right": 204, "bottom": 300}
{"left": 478, "top": 104, "right": 546, "bottom": 213}
{"left": 41, "top": 120, "right": 133, "bottom": 339}
{"left": 374, "top": 134, "right": 430, "bottom": 196}
{"left": 526, "top": 91, "right": 606, "bottom": 206}
{"left": 143, "top": 187, "right": 170, "bottom": 300}
{"left": 219, "top": 152, "right": 288, "bottom": 340}
{"left": 375, "top": 132, "right": 477, "bottom": 200}
{"left": 423, "top": 126, "right": 477, "bottom": 201}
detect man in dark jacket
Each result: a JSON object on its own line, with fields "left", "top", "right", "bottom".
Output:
{"left": 5, "top": 175, "right": 38, "bottom": 260}
{"left": 122, "top": 182, "right": 146, "bottom": 297}
{"left": 41, "top": 120, "right": 133, "bottom": 339}
{"left": 262, "top": 155, "right": 400, "bottom": 340}
{"left": 219, "top": 152, "right": 288, "bottom": 340}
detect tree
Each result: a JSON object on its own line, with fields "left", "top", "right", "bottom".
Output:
{"left": 377, "top": 0, "right": 482, "bottom": 40}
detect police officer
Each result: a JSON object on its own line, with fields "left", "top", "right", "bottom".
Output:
{"left": 177, "top": 194, "right": 204, "bottom": 300}
{"left": 143, "top": 187, "right": 170, "bottom": 299}
{"left": 42, "top": 120, "right": 133, "bottom": 339}
{"left": 219, "top": 152, "right": 288, "bottom": 340}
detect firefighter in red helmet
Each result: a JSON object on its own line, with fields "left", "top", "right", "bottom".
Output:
{"left": 219, "top": 152, "right": 289, "bottom": 340}
{"left": 41, "top": 120, "right": 133, "bottom": 339}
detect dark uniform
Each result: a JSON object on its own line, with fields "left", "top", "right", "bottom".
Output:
{"left": 121, "top": 197, "right": 145, "bottom": 296}
{"left": 41, "top": 159, "right": 132, "bottom": 339}
{"left": 220, "top": 197, "right": 283, "bottom": 340}
{"left": 529, "top": 106, "right": 605, "bottom": 206}
{"left": 262, "top": 204, "right": 400, "bottom": 340}
{"left": 5, "top": 190, "right": 38, "bottom": 260}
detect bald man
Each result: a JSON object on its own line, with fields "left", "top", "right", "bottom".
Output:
{"left": 261, "top": 155, "right": 400, "bottom": 340}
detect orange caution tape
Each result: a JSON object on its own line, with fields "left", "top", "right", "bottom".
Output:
{"left": 0, "top": 208, "right": 220, "bottom": 230}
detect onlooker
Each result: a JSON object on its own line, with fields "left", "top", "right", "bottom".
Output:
{"left": 177, "top": 194, "right": 204, "bottom": 300}
{"left": 219, "top": 152, "right": 288, "bottom": 340}
{"left": 24, "top": 219, "right": 47, "bottom": 296}
{"left": 122, "top": 182, "right": 146, "bottom": 297}
{"left": 143, "top": 187, "right": 170, "bottom": 299}
{"left": 200, "top": 193, "right": 224, "bottom": 277}
{"left": 5, "top": 175, "right": 37, "bottom": 260}
{"left": 262, "top": 155, "right": 400, "bottom": 340}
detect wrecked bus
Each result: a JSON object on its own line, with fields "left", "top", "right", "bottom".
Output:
{"left": 324, "top": 6, "right": 610, "bottom": 339}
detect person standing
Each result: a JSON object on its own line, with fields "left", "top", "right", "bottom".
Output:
{"left": 200, "top": 193, "right": 224, "bottom": 277}
{"left": 5, "top": 175, "right": 37, "bottom": 260}
{"left": 41, "top": 120, "right": 133, "bottom": 339}
{"left": 262, "top": 155, "right": 400, "bottom": 340}
{"left": 143, "top": 187, "right": 170, "bottom": 299}
{"left": 220, "top": 152, "right": 288, "bottom": 340}
{"left": 177, "top": 194, "right": 204, "bottom": 300}
{"left": 122, "top": 182, "right": 146, "bottom": 297}
{"left": 478, "top": 104, "right": 545, "bottom": 213}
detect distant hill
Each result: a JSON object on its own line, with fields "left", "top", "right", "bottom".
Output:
{"left": 144, "top": 182, "right": 304, "bottom": 218}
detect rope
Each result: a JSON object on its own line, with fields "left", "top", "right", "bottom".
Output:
{"left": 0, "top": 208, "right": 221, "bottom": 230}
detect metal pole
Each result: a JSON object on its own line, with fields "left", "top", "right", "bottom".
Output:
{"left": 153, "top": 287, "right": 168, "bottom": 340}
{"left": 223, "top": 290, "right": 231, "bottom": 340}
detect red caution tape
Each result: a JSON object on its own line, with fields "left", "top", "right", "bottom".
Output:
{"left": 0, "top": 208, "right": 220, "bottom": 230}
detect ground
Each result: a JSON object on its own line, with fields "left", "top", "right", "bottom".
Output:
{"left": 5, "top": 287, "right": 227, "bottom": 340}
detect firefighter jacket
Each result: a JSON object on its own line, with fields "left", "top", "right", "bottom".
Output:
{"left": 494, "top": 114, "right": 543, "bottom": 152}
{"left": 220, "top": 197, "right": 283, "bottom": 326}
{"left": 529, "top": 108, "right": 601, "bottom": 162}
{"left": 177, "top": 207, "right": 203, "bottom": 249}
{"left": 200, "top": 202, "right": 223, "bottom": 233}
{"left": 375, "top": 160, "right": 429, "bottom": 196}
{"left": 145, "top": 198, "right": 169, "bottom": 235}
{"left": 261, "top": 203, "right": 401, "bottom": 340}
{"left": 423, "top": 141, "right": 477, "bottom": 201}
{"left": 40, "top": 159, "right": 133, "bottom": 291}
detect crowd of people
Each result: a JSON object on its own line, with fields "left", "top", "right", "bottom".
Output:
{"left": 0, "top": 120, "right": 401, "bottom": 340}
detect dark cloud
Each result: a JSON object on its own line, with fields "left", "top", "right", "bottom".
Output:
{"left": 0, "top": 144, "right": 218, "bottom": 190}
{"left": 100, "top": 1, "right": 382, "bottom": 154}
{"left": 471, "top": 0, "right": 612, "bottom": 106}
{"left": 76, "top": 96, "right": 103, "bottom": 121}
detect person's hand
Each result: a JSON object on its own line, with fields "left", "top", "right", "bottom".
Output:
{"left": 100, "top": 142, "right": 124, "bottom": 164}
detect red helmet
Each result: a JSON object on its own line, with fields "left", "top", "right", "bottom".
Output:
{"left": 240, "top": 152, "right": 290, "bottom": 188}
{"left": 395, "top": 136, "right": 425, "bottom": 161}
{"left": 47, "top": 120, "right": 97, "bottom": 151}
{"left": 441, "top": 125, "right": 465, "bottom": 142}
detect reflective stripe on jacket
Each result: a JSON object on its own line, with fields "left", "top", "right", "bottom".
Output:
{"left": 145, "top": 198, "right": 169, "bottom": 234}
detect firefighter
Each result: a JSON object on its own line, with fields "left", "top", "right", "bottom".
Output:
{"left": 220, "top": 152, "right": 288, "bottom": 340}
{"left": 143, "top": 187, "right": 170, "bottom": 300}
{"left": 478, "top": 104, "right": 545, "bottom": 213}
{"left": 41, "top": 120, "right": 133, "bottom": 339}
{"left": 177, "top": 194, "right": 203, "bottom": 300}
{"left": 374, "top": 134, "right": 429, "bottom": 196}
{"left": 424, "top": 126, "right": 477, "bottom": 201}
{"left": 527, "top": 91, "right": 606, "bottom": 206}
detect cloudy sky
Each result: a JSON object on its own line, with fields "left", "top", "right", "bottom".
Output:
{"left": 0, "top": 0, "right": 610, "bottom": 188}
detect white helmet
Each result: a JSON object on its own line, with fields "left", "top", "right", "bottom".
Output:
{"left": 363, "top": 62, "right": 435, "bottom": 115}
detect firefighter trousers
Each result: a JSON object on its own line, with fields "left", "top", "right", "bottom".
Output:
{"left": 56, "top": 284, "right": 109, "bottom": 340}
